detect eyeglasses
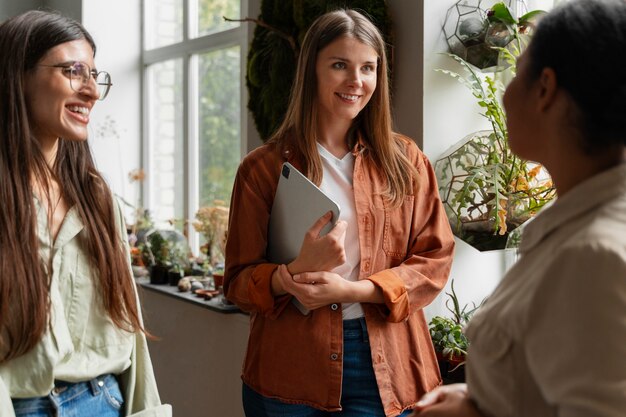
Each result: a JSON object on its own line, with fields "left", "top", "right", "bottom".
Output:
{"left": 39, "top": 61, "right": 112, "bottom": 100}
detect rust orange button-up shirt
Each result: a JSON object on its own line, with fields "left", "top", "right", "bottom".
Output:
{"left": 224, "top": 135, "right": 455, "bottom": 417}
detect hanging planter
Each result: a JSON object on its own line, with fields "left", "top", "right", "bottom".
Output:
{"left": 435, "top": 130, "right": 554, "bottom": 251}
{"left": 436, "top": 2, "right": 552, "bottom": 251}
{"left": 442, "top": 0, "right": 543, "bottom": 71}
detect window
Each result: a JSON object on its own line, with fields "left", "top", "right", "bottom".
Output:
{"left": 143, "top": 0, "right": 244, "bottom": 249}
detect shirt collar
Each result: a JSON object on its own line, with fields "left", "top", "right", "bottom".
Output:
{"left": 350, "top": 131, "right": 367, "bottom": 156}
{"left": 34, "top": 197, "right": 84, "bottom": 250}
{"left": 520, "top": 163, "right": 626, "bottom": 253}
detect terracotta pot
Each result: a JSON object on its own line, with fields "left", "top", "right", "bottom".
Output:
{"left": 212, "top": 273, "right": 224, "bottom": 289}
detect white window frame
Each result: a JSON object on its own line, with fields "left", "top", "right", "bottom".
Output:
{"left": 141, "top": 0, "right": 252, "bottom": 252}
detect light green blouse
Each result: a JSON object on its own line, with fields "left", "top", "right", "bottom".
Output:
{"left": 0, "top": 197, "right": 171, "bottom": 417}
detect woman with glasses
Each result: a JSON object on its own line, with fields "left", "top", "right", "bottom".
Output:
{"left": 0, "top": 10, "right": 170, "bottom": 417}
{"left": 412, "top": 1, "right": 626, "bottom": 416}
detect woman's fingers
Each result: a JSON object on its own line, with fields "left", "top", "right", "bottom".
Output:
{"left": 293, "top": 271, "right": 327, "bottom": 285}
{"left": 415, "top": 384, "right": 468, "bottom": 409}
{"left": 306, "top": 211, "right": 334, "bottom": 239}
{"left": 289, "top": 213, "right": 347, "bottom": 273}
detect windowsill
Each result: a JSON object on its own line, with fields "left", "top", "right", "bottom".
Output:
{"left": 135, "top": 277, "right": 242, "bottom": 314}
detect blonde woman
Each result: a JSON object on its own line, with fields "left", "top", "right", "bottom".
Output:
{"left": 225, "top": 9, "right": 455, "bottom": 417}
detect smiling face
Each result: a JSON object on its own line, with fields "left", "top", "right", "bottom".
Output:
{"left": 315, "top": 36, "right": 378, "bottom": 130}
{"left": 24, "top": 39, "right": 99, "bottom": 148}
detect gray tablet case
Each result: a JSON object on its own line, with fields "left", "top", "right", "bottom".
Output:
{"left": 267, "top": 162, "right": 341, "bottom": 314}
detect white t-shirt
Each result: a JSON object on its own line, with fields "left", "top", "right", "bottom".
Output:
{"left": 317, "top": 143, "right": 364, "bottom": 320}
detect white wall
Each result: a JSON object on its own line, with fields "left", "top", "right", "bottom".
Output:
{"left": 45, "top": 0, "right": 80, "bottom": 21}
{"left": 388, "top": 0, "right": 423, "bottom": 146}
{"left": 422, "top": 0, "right": 557, "bottom": 318}
{"left": 82, "top": 1, "right": 143, "bottom": 217}
{"left": 422, "top": 0, "right": 503, "bottom": 319}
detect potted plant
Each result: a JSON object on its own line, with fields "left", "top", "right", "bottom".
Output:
{"left": 142, "top": 229, "right": 190, "bottom": 285}
{"left": 143, "top": 230, "right": 172, "bottom": 285}
{"left": 443, "top": 0, "right": 545, "bottom": 71}
{"left": 435, "top": 2, "right": 555, "bottom": 251}
{"left": 429, "top": 280, "right": 482, "bottom": 384}
{"left": 211, "top": 263, "right": 225, "bottom": 292}
{"left": 167, "top": 263, "right": 183, "bottom": 286}
{"left": 193, "top": 200, "right": 230, "bottom": 267}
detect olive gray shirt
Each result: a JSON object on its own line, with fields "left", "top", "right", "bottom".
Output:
{"left": 0, "top": 198, "right": 171, "bottom": 417}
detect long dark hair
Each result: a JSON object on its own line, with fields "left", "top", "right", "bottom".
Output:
{"left": 269, "top": 9, "right": 419, "bottom": 207}
{"left": 527, "top": 0, "right": 626, "bottom": 152}
{"left": 0, "top": 10, "right": 144, "bottom": 363}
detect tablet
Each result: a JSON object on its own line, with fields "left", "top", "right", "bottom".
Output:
{"left": 267, "top": 162, "right": 341, "bottom": 314}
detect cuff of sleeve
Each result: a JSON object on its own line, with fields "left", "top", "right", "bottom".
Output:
{"left": 367, "top": 270, "right": 409, "bottom": 322}
{"left": 249, "top": 263, "right": 280, "bottom": 314}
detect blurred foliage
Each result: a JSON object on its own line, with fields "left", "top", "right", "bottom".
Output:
{"left": 197, "top": 0, "right": 241, "bottom": 206}
{"left": 197, "top": 46, "right": 240, "bottom": 206}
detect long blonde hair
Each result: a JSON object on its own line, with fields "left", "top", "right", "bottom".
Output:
{"left": 268, "top": 9, "right": 418, "bottom": 206}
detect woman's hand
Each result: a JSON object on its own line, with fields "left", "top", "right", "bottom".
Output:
{"left": 272, "top": 265, "right": 384, "bottom": 309}
{"left": 287, "top": 211, "right": 348, "bottom": 274}
{"left": 274, "top": 265, "right": 348, "bottom": 309}
{"left": 410, "top": 384, "right": 483, "bottom": 417}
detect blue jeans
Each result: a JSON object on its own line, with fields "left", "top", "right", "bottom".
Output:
{"left": 11, "top": 374, "right": 123, "bottom": 417}
{"left": 242, "top": 318, "right": 413, "bottom": 417}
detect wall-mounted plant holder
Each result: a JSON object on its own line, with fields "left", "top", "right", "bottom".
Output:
{"left": 435, "top": 130, "right": 554, "bottom": 252}
{"left": 443, "top": 0, "right": 529, "bottom": 71}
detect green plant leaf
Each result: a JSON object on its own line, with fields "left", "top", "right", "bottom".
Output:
{"left": 519, "top": 10, "right": 546, "bottom": 25}
{"left": 489, "top": 2, "right": 516, "bottom": 25}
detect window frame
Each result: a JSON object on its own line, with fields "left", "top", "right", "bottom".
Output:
{"left": 141, "top": 0, "right": 251, "bottom": 252}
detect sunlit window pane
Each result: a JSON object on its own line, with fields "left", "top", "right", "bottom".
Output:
{"left": 197, "top": 46, "right": 240, "bottom": 206}
{"left": 145, "top": 0, "right": 183, "bottom": 49}
{"left": 194, "top": 0, "right": 240, "bottom": 38}
{"left": 147, "top": 59, "right": 184, "bottom": 225}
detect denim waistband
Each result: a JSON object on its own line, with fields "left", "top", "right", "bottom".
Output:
{"left": 12, "top": 374, "right": 117, "bottom": 404}
{"left": 343, "top": 316, "right": 366, "bottom": 330}
{"left": 52, "top": 373, "right": 117, "bottom": 395}
{"left": 343, "top": 317, "right": 368, "bottom": 343}
{"left": 12, "top": 374, "right": 121, "bottom": 415}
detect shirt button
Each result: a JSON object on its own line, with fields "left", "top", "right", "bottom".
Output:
{"left": 98, "top": 380, "right": 104, "bottom": 387}
{"left": 330, "top": 304, "right": 338, "bottom": 311}
{"left": 330, "top": 353, "right": 338, "bottom": 360}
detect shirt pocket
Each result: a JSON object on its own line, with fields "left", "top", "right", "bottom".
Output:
{"left": 382, "top": 195, "right": 415, "bottom": 259}
{"left": 72, "top": 257, "right": 131, "bottom": 350}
